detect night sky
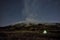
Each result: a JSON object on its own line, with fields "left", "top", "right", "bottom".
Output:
{"left": 0, "top": 0, "right": 60, "bottom": 26}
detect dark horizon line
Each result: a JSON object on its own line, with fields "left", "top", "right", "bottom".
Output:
{"left": 0, "top": 22, "right": 60, "bottom": 27}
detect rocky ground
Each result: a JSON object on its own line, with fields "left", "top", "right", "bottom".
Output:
{"left": 0, "top": 23, "right": 60, "bottom": 40}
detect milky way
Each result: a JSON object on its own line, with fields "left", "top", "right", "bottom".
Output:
{"left": 0, "top": 0, "right": 60, "bottom": 26}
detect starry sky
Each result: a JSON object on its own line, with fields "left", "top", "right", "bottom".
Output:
{"left": 0, "top": 0, "right": 60, "bottom": 26}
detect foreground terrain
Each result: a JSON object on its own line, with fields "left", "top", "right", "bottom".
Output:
{"left": 0, "top": 23, "right": 60, "bottom": 40}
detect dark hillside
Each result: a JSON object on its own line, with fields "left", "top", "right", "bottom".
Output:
{"left": 0, "top": 23, "right": 60, "bottom": 40}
